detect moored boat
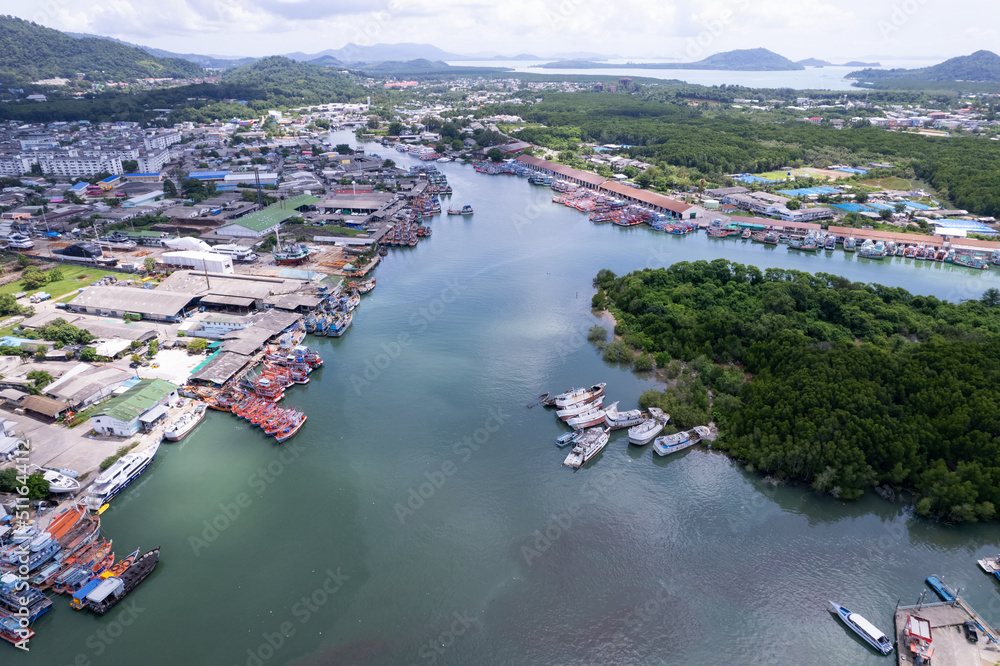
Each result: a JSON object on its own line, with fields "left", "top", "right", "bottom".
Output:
{"left": 556, "top": 431, "right": 581, "bottom": 448}
{"left": 978, "top": 554, "right": 1000, "bottom": 581}
{"left": 604, "top": 403, "right": 646, "bottom": 430}
{"left": 652, "top": 430, "right": 695, "bottom": 457}
{"left": 924, "top": 575, "right": 957, "bottom": 602}
{"left": 567, "top": 401, "right": 615, "bottom": 430}
{"left": 828, "top": 601, "right": 893, "bottom": 655}
{"left": 555, "top": 395, "right": 604, "bottom": 420}
{"left": 84, "top": 548, "right": 159, "bottom": 615}
{"left": 0, "top": 612, "right": 33, "bottom": 646}
{"left": 85, "top": 442, "right": 160, "bottom": 510}
{"left": 562, "top": 427, "right": 610, "bottom": 469}
{"left": 553, "top": 383, "right": 606, "bottom": 409}
{"left": 628, "top": 407, "right": 667, "bottom": 445}
{"left": 163, "top": 404, "right": 207, "bottom": 442}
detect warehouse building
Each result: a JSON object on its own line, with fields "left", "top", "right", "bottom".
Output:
{"left": 90, "top": 378, "right": 179, "bottom": 437}
{"left": 66, "top": 287, "right": 195, "bottom": 322}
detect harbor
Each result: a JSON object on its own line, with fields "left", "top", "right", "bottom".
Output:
{"left": 2, "top": 140, "right": 1000, "bottom": 663}
{"left": 893, "top": 597, "right": 1000, "bottom": 665}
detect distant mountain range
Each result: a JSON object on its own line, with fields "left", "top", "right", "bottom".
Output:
{"left": 797, "top": 58, "right": 881, "bottom": 68}
{"left": 66, "top": 33, "right": 256, "bottom": 69}
{"left": 848, "top": 50, "right": 1000, "bottom": 82}
{"left": 536, "top": 48, "right": 805, "bottom": 71}
{"left": 0, "top": 16, "right": 203, "bottom": 83}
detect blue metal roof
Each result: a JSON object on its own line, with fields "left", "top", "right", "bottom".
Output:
{"left": 98, "top": 175, "right": 120, "bottom": 183}
{"left": 125, "top": 173, "right": 162, "bottom": 177}
{"left": 777, "top": 186, "right": 839, "bottom": 196}
{"left": 932, "top": 219, "right": 998, "bottom": 233}
{"left": 188, "top": 171, "right": 230, "bottom": 180}
{"left": 68, "top": 182, "right": 88, "bottom": 191}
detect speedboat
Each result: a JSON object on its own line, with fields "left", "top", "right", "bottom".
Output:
{"left": 29, "top": 466, "right": 81, "bottom": 494}
{"left": 604, "top": 403, "right": 646, "bottom": 430}
{"left": 562, "top": 427, "right": 610, "bottom": 469}
{"left": 556, "top": 395, "right": 604, "bottom": 420}
{"left": 628, "top": 408, "right": 667, "bottom": 445}
{"left": 828, "top": 601, "right": 893, "bottom": 655}
{"left": 652, "top": 430, "right": 695, "bottom": 457}
{"left": 555, "top": 431, "right": 581, "bottom": 448}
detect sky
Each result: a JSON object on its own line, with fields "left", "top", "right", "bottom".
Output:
{"left": 6, "top": 0, "right": 997, "bottom": 61}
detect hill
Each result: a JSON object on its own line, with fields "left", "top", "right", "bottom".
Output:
{"left": 848, "top": 50, "right": 1000, "bottom": 83}
{"left": 285, "top": 43, "right": 463, "bottom": 64}
{"left": 66, "top": 32, "right": 256, "bottom": 69}
{"left": 0, "top": 16, "right": 203, "bottom": 83}
{"left": 536, "top": 49, "right": 804, "bottom": 71}
{"left": 797, "top": 58, "right": 832, "bottom": 67}
{"left": 221, "top": 56, "right": 364, "bottom": 103}
{"left": 354, "top": 59, "right": 510, "bottom": 77}
{"left": 307, "top": 55, "right": 345, "bottom": 68}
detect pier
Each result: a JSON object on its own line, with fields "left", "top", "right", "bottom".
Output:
{"left": 893, "top": 598, "right": 1000, "bottom": 665}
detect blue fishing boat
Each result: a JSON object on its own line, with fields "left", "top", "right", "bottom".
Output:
{"left": 925, "top": 575, "right": 956, "bottom": 602}
{"left": 828, "top": 601, "right": 893, "bottom": 655}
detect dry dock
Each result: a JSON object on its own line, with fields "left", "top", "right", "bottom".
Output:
{"left": 893, "top": 599, "right": 1000, "bottom": 665}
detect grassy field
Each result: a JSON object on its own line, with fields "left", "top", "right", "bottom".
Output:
{"left": 860, "top": 176, "right": 915, "bottom": 190}
{"left": 0, "top": 264, "right": 125, "bottom": 299}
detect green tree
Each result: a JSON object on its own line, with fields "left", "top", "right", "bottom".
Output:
{"left": 163, "top": 178, "right": 178, "bottom": 197}
{"left": 387, "top": 122, "right": 404, "bottom": 136}
{"left": 144, "top": 256, "right": 156, "bottom": 273}
{"left": 16, "top": 254, "right": 30, "bottom": 269}
{"left": 22, "top": 266, "right": 47, "bottom": 289}
{"left": 80, "top": 347, "right": 97, "bottom": 362}
{"left": 147, "top": 340, "right": 159, "bottom": 357}
{"left": 785, "top": 199, "right": 801, "bottom": 210}
{"left": 187, "top": 338, "right": 208, "bottom": 353}
{"left": 27, "top": 370, "right": 53, "bottom": 390}
{"left": 487, "top": 147, "right": 504, "bottom": 163}
{"left": 855, "top": 191, "right": 869, "bottom": 203}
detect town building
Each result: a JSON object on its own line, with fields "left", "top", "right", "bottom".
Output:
{"left": 89, "top": 378, "right": 179, "bottom": 437}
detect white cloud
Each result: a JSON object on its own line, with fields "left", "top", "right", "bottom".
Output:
{"left": 2, "top": 0, "right": 996, "bottom": 60}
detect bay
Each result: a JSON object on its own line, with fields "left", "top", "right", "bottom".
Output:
{"left": 24, "top": 132, "right": 1000, "bottom": 665}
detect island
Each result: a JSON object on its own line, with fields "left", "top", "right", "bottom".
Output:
{"left": 534, "top": 48, "right": 805, "bottom": 71}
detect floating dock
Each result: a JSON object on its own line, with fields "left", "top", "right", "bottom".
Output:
{"left": 893, "top": 598, "right": 1000, "bottom": 665}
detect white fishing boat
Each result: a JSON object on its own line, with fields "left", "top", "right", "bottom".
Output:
{"left": 978, "top": 554, "right": 1000, "bottom": 580}
{"left": 652, "top": 430, "right": 695, "bottom": 457}
{"left": 556, "top": 395, "right": 604, "bottom": 420}
{"left": 828, "top": 601, "right": 893, "bottom": 655}
{"left": 567, "top": 401, "right": 616, "bottom": 431}
{"left": 29, "top": 465, "right": 81, "bottom": 494}
{"left": 628, "top": 408, "right": 668, "bottom": 445}
{"left": 163, "top": 404, "right": 207, "bottom": 442}
{"left": 604, "top": 403, "right": 646, "bottom": 430}
{"left": 552, "top": 383, "right": 606, "bottom": 409}
{"left": 85, "top": 441, "right": 160, "bottom": 510}
{"left": 562, "top": 427, "right": 610, "bottom": 469}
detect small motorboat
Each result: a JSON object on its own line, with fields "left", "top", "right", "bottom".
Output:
{"left": 30, "top": 465, "right": 82, "bottom": 494}
{"left": 556, "top": 431, "right": 581, "bottom": 448}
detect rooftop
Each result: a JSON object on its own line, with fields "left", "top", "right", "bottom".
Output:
{"left": 223, "top": 194, "right": 319, "bottom": 232}
{"left": 93, "top": 378, "right": 176, "bottom": 423}
{"left": 70, "top": 287, "right": 195, "bottom": 318}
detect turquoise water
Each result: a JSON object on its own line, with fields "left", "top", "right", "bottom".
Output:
{"left": 23, "top": 136, "right": 1000, "bottom": 665}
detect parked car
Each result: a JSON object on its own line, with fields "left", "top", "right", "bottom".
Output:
{"left": 964, "top": 621, "right": 979, "bottom": 643}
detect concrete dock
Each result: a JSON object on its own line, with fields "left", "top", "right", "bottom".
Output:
{"left": 894, "top": 599, "right": 1000, "bottom": 665}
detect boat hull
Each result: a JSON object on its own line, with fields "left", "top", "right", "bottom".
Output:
{"left": 828, "top": 602, "right": 893, "bottom": 655}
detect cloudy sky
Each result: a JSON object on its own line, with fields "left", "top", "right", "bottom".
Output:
{"left": 7, "top": 0, "right": 994, "bottom": 61}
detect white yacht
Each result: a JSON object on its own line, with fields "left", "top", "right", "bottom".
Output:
{"left": 563, "top": 427, "right": 610, "bottom": 469}
{"left": 85, "top": 442, "right": 160, "bottom": 510}
{"left": 652, "top": 430, "right": 695, "bottom": 457}
{"left": 628, "top": 408, "right": 667, "bottom": 445}
{"left": 30, "top": 466, "right": 82, "bottom": 494}
{"left": 828, "top": 601, "right": 893, "bottom": 655}
{"left": 555, "top": 395, "right": 604, "bottom": 420}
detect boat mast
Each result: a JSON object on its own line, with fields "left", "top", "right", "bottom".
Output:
{"left": 256, "top": 168, "right": 279, "bottom": 253}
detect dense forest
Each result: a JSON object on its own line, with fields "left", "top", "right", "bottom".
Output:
{"left": 0, "top": 58, "right": 367, "bottom": 125}
{"left": 0, "top": 15, "right": 203, "bottom": 84}
{"left": 595, "top": 260, "right": 1000, "bottom": 522}
{"left": 509, "top": 93, "right": 1000, "bottom": 215}
{"left": 849, "top": 50, "right": 1000, "bottom": 84}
